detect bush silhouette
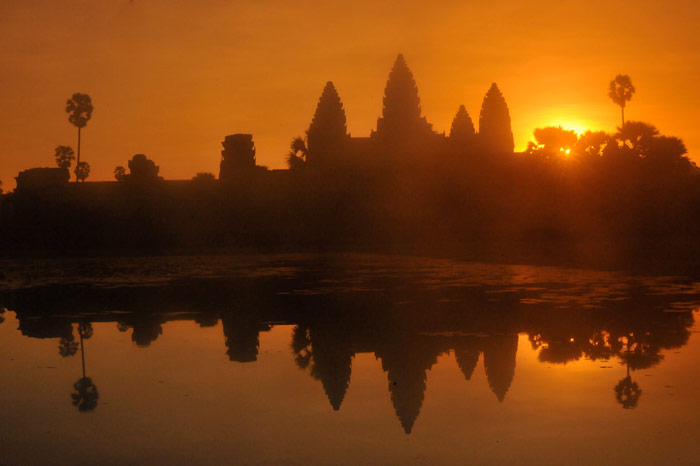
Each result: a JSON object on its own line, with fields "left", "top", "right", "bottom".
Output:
{"left": 128, "top": 154, "right": 160, "bottom": 181}
{"left": 192, "top": 172, "right": 216, "bottom": 182}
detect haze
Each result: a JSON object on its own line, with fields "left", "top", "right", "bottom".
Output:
{"left": 1, "top": 0, "right": 698, "bottom": 188}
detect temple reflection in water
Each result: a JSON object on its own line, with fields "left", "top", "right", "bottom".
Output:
{"left": 1, "top": 255, "right": 697, "bottom": 434}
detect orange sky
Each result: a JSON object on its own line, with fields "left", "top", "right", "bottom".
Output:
{"left": 1, "top": 0, "right": 699, "bottom": 189}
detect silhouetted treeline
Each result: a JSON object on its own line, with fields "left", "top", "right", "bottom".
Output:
{"left": 2, "top": 55, "right": 699, "bottom": 268}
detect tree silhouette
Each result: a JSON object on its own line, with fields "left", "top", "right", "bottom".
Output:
{"left": 646, "top": 135, "right": 691, "bottom": 172}
{"left": 608, "top": 75, "right": 635, "bottom": 128}
{"left": 602, "top": 121, "right": 693, "bottom": 172}
{"left": 287, "top": 137, "right": 309, "bottom": 170}
{"left": 615, "top": 121, "right": 659, "bottom": 153}
{"left": 0, "top": 307, "right": 5, "bottom": 324}
{"left": 533, "top": 126, "right": 577, "bottom": 152}
{"left": 54, "top": 145, "right": 75, "bottom": 169}
{"left": 306, "top": 81, "right": 348, "bottom": 167}
{"left": 449, "top": 105, "right": 476, "bottom": 150}
{"left": 192, "top": 172, "right": 216, "bottom": 182}
{"left": 75, "top": 161, "right": 90, "bottom": 182}
{"left": 127, "top": 154, "right": 160, "bottom": 181}
{"left": 574, "top": 130, "right": 610, "bottom": 158}
{"left": 131, "top": 319, "right": 164, "bottom": 347}
{"left": 375, "top": 54, "right": 432, "bottom": 141}
{"left": 114, "top": 166, "right": 126, "bottom": 181}
{"left": 478, "top": 83, "right": 514, "bottom": 154}
{"left": 65, "top": 93, "right": 93, "bottom": 182}
{"left": 526, "top": 126, "right": 578, "bottom": 159}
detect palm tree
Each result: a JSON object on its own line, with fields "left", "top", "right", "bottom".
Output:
{"left": 287, "top": 137, "right": 309, "bottom": 170}
{"left": 114, "top": 166, "right": 126, "bottom": 181}
{"left": 54, "top": 145, "right": 75, "bottom": 169}
{"left": 65, "top": 93, "right": 94, "bottom": 182}
{"left": 75, "top": 161, "right": 91, "bottom": 182}
{"left": 608, "top": 75, "right": 635, "bottom": 128}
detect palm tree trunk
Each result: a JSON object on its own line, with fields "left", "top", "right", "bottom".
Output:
{"left": 76, "top": 127, "right": 81, "bottom": 182}
{"left": 80, "top": 331, "right": 86, "bottom": 378}
{"left": 621, "top": 106, "right": 625, "bottom": 129}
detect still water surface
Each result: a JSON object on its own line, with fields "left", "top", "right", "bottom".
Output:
{"left": 1, "top": 254, "right": 700, "bottom": 465}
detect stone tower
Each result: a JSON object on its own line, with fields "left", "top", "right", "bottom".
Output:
{"left": 219, "top": 134, "right": 256, "bottom": 180}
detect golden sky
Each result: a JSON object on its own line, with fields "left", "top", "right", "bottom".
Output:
{"left": 1, "top": 0, "right": 699, "bottom": 188}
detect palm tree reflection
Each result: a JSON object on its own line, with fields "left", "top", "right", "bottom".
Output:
{"left": 291, "top": 325, "right": 312, "bottom": 369}
{"left": 58, "top": 335, "right": 79, "bottom": 357}
{"left": 71, "top": 377, "right": 99, "bottom": 412}
{"left": 71, "top": 321, "right": 99, "bottom": 412}
{"left": 614, "top": 375, "right": 641, "bottom": 409}
{"left": 614, "top": 335, "right": 644, "bottom": 409}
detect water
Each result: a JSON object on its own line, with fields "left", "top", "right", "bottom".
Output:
{"left": 1, "top": 254, "right": 699, "bottom": 465}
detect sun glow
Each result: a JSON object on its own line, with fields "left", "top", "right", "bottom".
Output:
{"left": 533, "top": 117, "right": 596, "bottom": 138}
{"left": 550, "top": 123, "right": 589, "bottom": 137}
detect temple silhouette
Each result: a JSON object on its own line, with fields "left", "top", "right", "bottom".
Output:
{"left": 3, "top": 54, "right": 697, "bottom": 266}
